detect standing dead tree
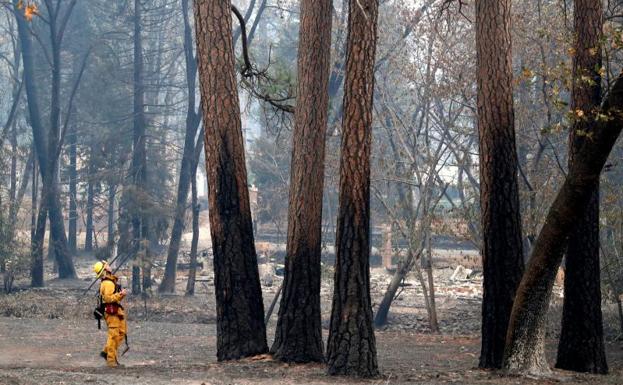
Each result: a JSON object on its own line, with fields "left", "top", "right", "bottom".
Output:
{"left": 159, "top": 0, "right": 201, "bottom": 294}
{"left": 14, "top": 0, "right": 79, "bottom": 283}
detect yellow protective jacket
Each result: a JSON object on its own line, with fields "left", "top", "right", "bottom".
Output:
{"left": 99, "top": 273, "right": 126, "bottom": 320}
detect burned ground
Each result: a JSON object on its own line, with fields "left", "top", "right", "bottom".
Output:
{"left": 1, "top": 256, "right": 622, "bottom": 384}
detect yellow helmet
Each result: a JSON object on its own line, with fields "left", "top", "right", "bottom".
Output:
{"left": 93, "top": 261, "right": 108, "bottom": 278}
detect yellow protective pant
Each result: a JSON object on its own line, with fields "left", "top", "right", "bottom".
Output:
{"left": 103, "top": 314, "right": 127, "bottom": 367}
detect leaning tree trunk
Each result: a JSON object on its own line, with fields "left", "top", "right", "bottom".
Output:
{"left": 556, "top": 0, "right": 608, "bottom": 374}
{"left": 326, "top": 0, "right": 380, "bottom": 377}
{"left": 194, "top": 0, "right": 268, "bottom": 361}
{"left": 503, "top": 73, "right": 623, "bottom": 376}
{"left": 375, "top": 261, "right": 410, "bottom": 327}
{"left": 475, "top": 0, "right": 525, "bottom": 369}
{"left": 271, "top": 0, "right": 332, "bottom": 364}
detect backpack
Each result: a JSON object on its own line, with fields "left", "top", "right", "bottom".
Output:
{"left": 93, "top": 294, "right": 105, "bottom": 329}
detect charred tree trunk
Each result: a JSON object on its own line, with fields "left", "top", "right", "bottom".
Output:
{"left": 68, "top": 124, "right": 77, "bottom": 252}
{"left": 186, "top": 129, "right": 204, "bottom": 296}
{"left": 185, "top": 133, "right": 204, "bottom": 297}
{"left": 15, "top": 1, "right": 76, "bottom": 281}
{"left": 131, "top": 0, "right": 148, "bottom": 294}
{"left": 107, "top": 183, "right": 116, "bottom": 250}
{"left": 503, "top": 74, "right": 623, "bottom": 376}
{"left": 326, "top": 0, "right": 380, "bottom": 377}
{"left": 10, "top": 122, "right": 17, "bottom": 210}
{"left": 556, "top": 0, "right": 608, "bottom": 374}
{"left": 475, "top": 0, "right": 524, "bottom": 369}
{"left": 375, "top": 261, "right": 409, "bottom": 327}
{"left": 271, "top": 0, "right": 332, "bottom": 363}
{"left": 160, "top": 0, "right": 200, "bottom": 293}
{"left": 10, "top": 149, "right": 33, "bottom": 226}
{"left": 31, "top": 155, "right": 44, "bottom": 287}
{"left": 18, "top": 2, "right": 48, "bottom": 286}
{"left": 194, "top": 0, "right": 268, "bottom": 360}
{"left": 117, "top": 188, "right": 132, "bottom": 258}
{"left": 46, "top": 1, "right": 77, "bottom": 279}
{"left": 423, "top": 230, "right": 439, "bottom": 333}
{"left": 185, "top": 163, "right": 200, "bottom": 296}
{"left": 84, "top": 169, "right": 95, "bottom": 252}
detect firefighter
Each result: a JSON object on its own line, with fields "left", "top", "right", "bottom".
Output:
{"left": 93, "top": 260, "right": 127, "bottom": 367}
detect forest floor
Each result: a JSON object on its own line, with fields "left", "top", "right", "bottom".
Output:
{"left": 0, "top": 255, "right": 622, "bottom": 385}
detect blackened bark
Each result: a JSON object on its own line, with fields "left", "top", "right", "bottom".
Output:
{"left": 475, "top": 0, "right": 524, "bottom": 369}
{"left": 131, "top": 0, "right": 148, "bottom": 294}
{"left": 556, "top": 0, "right": 608, "bottom": 374}
{"left": 68, "top": 124, "right": 77, "bottom": 252}
{"left": 160, "top": 0, "right": 201, "bottom": 293}
{"left": 117, "top": 187, "right": 132, "bottom": 259}
{"left": 85, "top": 175, "right": 94, "bottom": 252}
{"left": 374, "top": 260, "right": 410, "bottom": 327}
{"left": 10, "top": 121, "right": 17, "bottom": 207}
{"left": 46, "top": 1, "right": 77, "bottom": 279}
{"left": 185, "top": 162, "right": 200, "bottom": 296}
{"left": 30, "top": 143, "right": 45, "bottom": 287}
{"left": 107, "top": 183, "right": 116, "bottom": 249}
{"left": 14, "top": 1, "right": 76, "bottom": 280}
{"left": 503, "top": 74, "right": 623, "bottom": 375}
{"left": 10, "top": 149, "right": 33, "bottom": 226}
{"left": 326, "top": 0, "right": 380, "bottom": 377}
{"left": 194, "top": 0, "right": 268, "bottom": 360}
{"left": 271, "top": 0, "right": 332, "bottom": 363}
{"left": 186, "top": 129, "right": 204, "bottom": 296}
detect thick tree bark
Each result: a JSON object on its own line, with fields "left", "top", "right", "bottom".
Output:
{"left": 271, "top": 0, "right": 332, "bottom": 363}
{"left": 194, "top": 0, "right": 268, "bottom": 360}
{"left": 160, "top": 0, "right": 201, "bottom": 293}
{"left": 326, "top": 0, "right": 380, "bottom": 377}
{"left": 556, "top": 0, "right": 608, "bottom": 374}
{"left": 503, "top": 74, "right": 623, "bottom": 375}
{"left": 475, "top": 0, "right": 524, "bottom": 369}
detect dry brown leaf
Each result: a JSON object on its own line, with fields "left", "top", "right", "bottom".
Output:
{"left": 24, "top": 4, "right": 39, "bottom": 22}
